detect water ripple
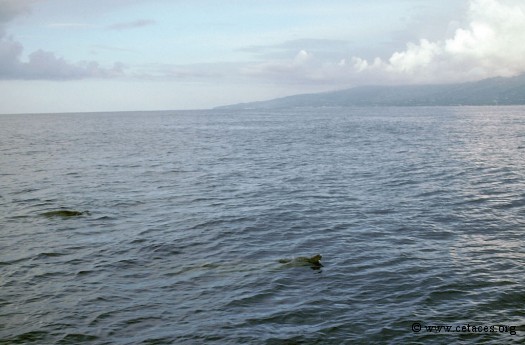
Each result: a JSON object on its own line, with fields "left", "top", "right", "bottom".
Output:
{"left": 2, "top": 107, "right": 525, "bottom": 344}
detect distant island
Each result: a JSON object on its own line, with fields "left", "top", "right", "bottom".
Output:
{"left": 217, "top": 74, "right": 525, "bottom": 109}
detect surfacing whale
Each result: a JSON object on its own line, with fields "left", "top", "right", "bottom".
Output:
{"left": 278, "top": 254, "right": 323, "bottom": 270}
{"left": 40, "top": 210, "right": 90, "bottom": 218}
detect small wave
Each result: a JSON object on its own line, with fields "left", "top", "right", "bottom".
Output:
{"left": 76, "top": 270, "right": 94, "bottom": 276}
{"left": 35, "top": 252, "right": 67, "bottom": 259}
{"left": 0, "top": 256, "right": 31, "bottom": 266}
{"left": 139, "top": 243, "right": 184, "bottom": 258}
{"left": 57, "top": 333, "right": 99, "bottom": 344}
{"left": 2, "top": 330, "right": 50, "bottom": 344}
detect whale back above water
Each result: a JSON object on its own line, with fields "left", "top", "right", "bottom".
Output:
{"left": 278, "top": 254, "right": 323, "bottom": 269}
{"left": 40, "top": 210, "right": 89, "bottom": 218}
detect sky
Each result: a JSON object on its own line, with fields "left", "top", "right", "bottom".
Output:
{"left": 1, "top": 0, "right": 524, "bottom": 113}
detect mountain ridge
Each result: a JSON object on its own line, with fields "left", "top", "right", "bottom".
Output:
{"left": 217, "top": 74, "right": 525, "bottom": 109}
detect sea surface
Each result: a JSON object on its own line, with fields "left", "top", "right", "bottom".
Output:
{"left": 1, "top": 106, "right": 525, "bottom": 344}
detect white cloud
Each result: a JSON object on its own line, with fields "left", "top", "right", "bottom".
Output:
{"left": 243, "top": 0, "right": 525, "bottom": 86}
{"left": 387, "top": 39, "right": 441, "bottom": 74}
{"left": 374, "top": 0, "right": 525, "bottom": 82}
{"left": 358, "top": 0, "right": 525, "bottom": 84}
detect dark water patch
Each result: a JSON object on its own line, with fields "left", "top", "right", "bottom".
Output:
{"left": 1, "top": 331, "right": 51, "bottom": 344}
{"left": 124, "top": 316, "right": 164, "bottom": 326}
{"left": 107, "top": 258, "right": 145, "bottom": 269}
{"left": 29, "top": 270, "right": 71, "bottom": 283}
{"left": 0, "top": 298, "right": 9, "bottom": 308}
{"left": 57, "top": 333, "right": 99, "bottom": 344}
{"left": 76, "top": 269, "right": 97, "bottom": 276}
{"left": 0, "top": 256, "right": 32, "bottom": 266}
{"left": 140, "top": 336, "right": 178, "bottom": 345}
{"left": 35, "top": 252, "right": 67, "bottom": 259}
{"left": 493, "top": 197, "right": 525, "bottom": 209}
{"left": 139, "top": 243, "right": 184, "bottom": 258}
{"left": 482, "top": 290, "right": 525, "bottom": 311}
{"left": 11, "top": 188, "right": 40, "bottom": 195}
{"left": 88, "top": 311, "right": 116, "bottom": 327}
{"left": 423, "top": 286, "right": 477, "bottom": 305}
{"left": 264, "top": 335, "right": 324, "bottom": 344}
{"left": 64, "top": 171, "right": 82, "bottom": 177}
{"left": 87, "top": 215, "right": 115, "bottom": 221}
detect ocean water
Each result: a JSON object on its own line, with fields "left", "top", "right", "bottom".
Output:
{"left": 1, "top": 106, "right": 525, "bottom": 344}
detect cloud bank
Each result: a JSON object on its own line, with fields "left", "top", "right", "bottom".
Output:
{"left": 1, "top": 0, "right": 523, "bottom": 86}
{"left": 368, "top": 0, "right": 525, "bottom": 82}
{"left": 0, "top": 34, "right": 125, "bottom": 79}
{"left": 244, "top": 0, "right": 525, "bottom": 86}
{"left": 0, "top": 0, "right": 124, "bottom": 80}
